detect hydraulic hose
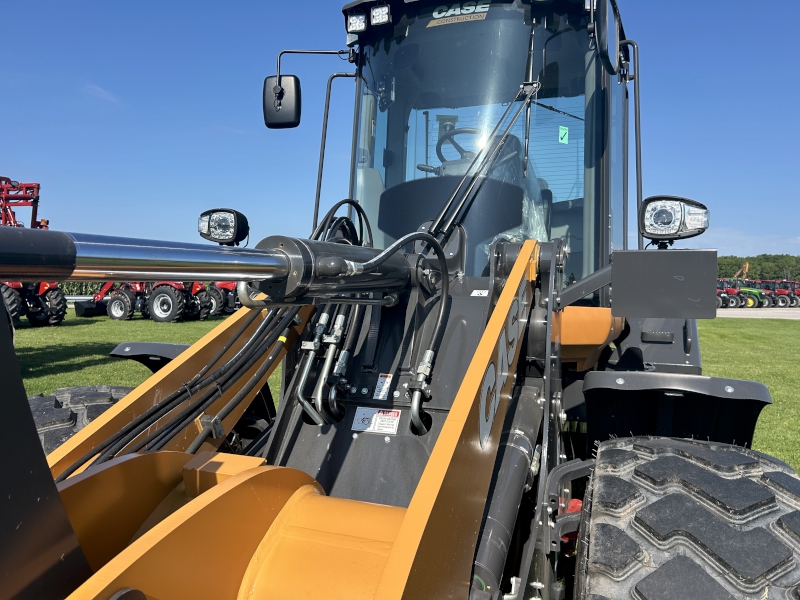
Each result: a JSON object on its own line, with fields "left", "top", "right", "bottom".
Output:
{"left": 312, "top": 199, "right": 374, "bottom": 247}
{"left": 341, "top": 231, "right": 449, "bottom": 436}
{"left": 95, "top": 308, "right": 282, "bottom": 461}
{"left": 186, "top": 322, "right": 293, "bottom": 454}
{"left": 146, "top": 308, "right": 300, "bottom": 451}
{"left": 55, "top": 308, "right": 271, "bottom": 482}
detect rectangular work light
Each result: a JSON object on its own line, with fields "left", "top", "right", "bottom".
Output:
{"left": 347, "top": 14, "right": 367, "bottom": 33}
{"left": 370, "top": 5, "right": 391, "bottom": 25}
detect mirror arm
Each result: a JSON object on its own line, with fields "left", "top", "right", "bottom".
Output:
{"left": 274, "top": 49, "right": 351, "bottom": 108}
{"left": 556, "top": 265, "right": 612, "bottom": 310}
{"left": 620, "top": 40, "right": 643, "bottom": 250}
{"left": 314, "top": 73, "right": 357, "bottom": 231}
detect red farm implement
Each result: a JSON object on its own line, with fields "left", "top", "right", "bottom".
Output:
{"left": 0, "top": 177, "right": 67, "bottom": 326}
{"left": 75, "top": 281, "right": 212, "bottom": 323}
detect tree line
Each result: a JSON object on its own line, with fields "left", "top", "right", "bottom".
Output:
{"left": 717, "top": 255, "right": 800, "bottom": 280}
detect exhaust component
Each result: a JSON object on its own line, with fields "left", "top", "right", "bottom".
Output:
{"left": 0, "top": 228, "right": 291, "bottom": 282}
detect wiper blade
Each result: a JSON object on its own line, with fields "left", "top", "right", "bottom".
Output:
{"left": 429, "top": 82, "right": 541, "bottom": 240}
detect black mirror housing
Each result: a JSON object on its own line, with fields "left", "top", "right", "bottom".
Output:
{"left": 596, "top": 0, "right": 620, "bottom": 75}
{"left": 263, "top": 75, "right": 302, "bottom": 129}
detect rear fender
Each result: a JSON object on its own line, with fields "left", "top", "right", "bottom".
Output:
{"left": 190, "top": 281, "right": 205, "bottom": 294}
{"left": 153, "top": 281, "right": 185, "bottom": 291}
{"left": 37, "top": 282, "right": 58, "bottom": 295}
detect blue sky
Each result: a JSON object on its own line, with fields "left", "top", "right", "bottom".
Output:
{"left": 2, "top": 0, "right": 798, "bottom": 256}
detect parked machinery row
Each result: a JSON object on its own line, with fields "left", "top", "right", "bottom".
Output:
{"left": 75, "top": 281, "right": 240, "bottom": 323}
{"left": 717, "top": 278, "right": 799, "bottom": 309}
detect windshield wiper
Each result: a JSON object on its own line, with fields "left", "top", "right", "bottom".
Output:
{"left": 429, "top": 82, "right": 541, "bottom": 241}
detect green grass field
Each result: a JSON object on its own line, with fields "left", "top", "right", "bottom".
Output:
{"left": 13, "top": 308, "right": 282, "bottom": 400}
{"left": 697, "top": 318, "right": 800, "bottom": 469}
{"left": 12, "top": 310, "right": 800, "bottom": 469}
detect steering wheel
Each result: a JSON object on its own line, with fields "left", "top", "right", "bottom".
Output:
{"left": 436, "top": 127, "right": 482, "bottom": 163}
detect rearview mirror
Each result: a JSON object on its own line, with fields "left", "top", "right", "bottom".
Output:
{"left": 596, "top": 0, "right": 620, "bottom": 75}
{"left": 263, "top": 75, "right": 302, "bottom": 129}
{"left": 639, "top": 196, "right": 710, "bottom": 247}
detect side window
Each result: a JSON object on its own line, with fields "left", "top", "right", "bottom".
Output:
{"left": 608, "top": 73, "right": 627, "bottom": 253}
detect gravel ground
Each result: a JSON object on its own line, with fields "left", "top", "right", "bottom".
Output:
{"left": 716, "top": 307, "right": 800, "bottom": 320}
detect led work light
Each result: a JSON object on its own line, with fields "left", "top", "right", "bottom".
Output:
{"left": 347, "top": 14, "right": 367, "bottom": 33}
{"left": 371, "top": 5, "right": 391, "bottom": 25}
{"left": 198, "top": 208, "right": 250, "bottom": 246}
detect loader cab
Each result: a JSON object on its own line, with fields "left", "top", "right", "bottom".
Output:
{"left": 347, "top": 0, "right": 629, "bottom": 292}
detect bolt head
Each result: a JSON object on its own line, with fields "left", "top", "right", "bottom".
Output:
{"left": 350, "top": 387, "right": 357, "bottom": 394}
{"left": 616, "top": 378, "right": 625, "bottom": 385}
{"left": 384, "top": 436, "right": 390, "bottom": 443}
{"left": 393, "top": 391, "right": 400, "bottom": 398}
{"left": 725, "top": 386, "right": 735, "bottom": 393}
{"left": 361, "top": 388, "right": 369, "bottom": 395}
{"left": 352, "top": 433, "right": 358, "bottom": 439}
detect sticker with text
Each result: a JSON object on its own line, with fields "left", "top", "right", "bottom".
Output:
{"left": 352, "top": 407, "right": 401, "bottom": 435}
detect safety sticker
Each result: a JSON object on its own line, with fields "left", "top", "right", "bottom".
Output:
{"left": 471, "top": 290, "right": 489, "bottom": 297}
{"left": 559, "top": 126, "right": 569, "bottom": 145}
{"left": 352, "top": 407, "right": 401, "bottom": 435}
{"left": 373, "top": 373, "right": 393, "bottom": 400}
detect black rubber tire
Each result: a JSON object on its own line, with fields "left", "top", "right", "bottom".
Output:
{"left": 761, "top": 296, "right": 773, "bottom": 309}
{"left": 184, "top": 290, "right": 212, "bottom": 321}
{"left": 726, "top": 295, "right": 739, "bottom": 309}
{"left": 575, "top": 437, "right": 800, "bottom": 600}
{"left": 221, "top": 289, "right": 237, "bottom": 315}
{"left": 791, "top": 296, "right": 799, "bottom": 308}
{"left": 208, "top": 286, "right": 225, "bottom": 317}
{"left": 147, "top": 285, "right": 185, "bottom": 323}
{"left": 745, "top": 295, "right": 758, "bottom": 308}
{"left": 106, "top": 291, "right": 135, "bottom": 321}
{"left": 716, "top": 295, "right": 723, "bottom": 309}
{"left": 776, "top": 296, "right": 789, "bottom": 308}
{"left": 27, "top": 288, "right": 68, "bottom": 327}
{"left": 29, "top": 386, "right": 133, "bottom": 455}
{"left": 1, "top": 283, "right": 24, "bottom": 321}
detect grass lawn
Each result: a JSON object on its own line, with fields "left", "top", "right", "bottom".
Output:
{"left": 13, "top": 308, "right": 282, "bottom": 400}
{"left": 12, "top": 310, "right": 799, "bottom": 469}
{"left": 698, "top": 318, "right": 800, "bottom": 469}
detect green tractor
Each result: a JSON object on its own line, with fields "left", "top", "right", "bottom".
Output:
{"left": 731, "top": 279, "right": 770, "bottom": 308}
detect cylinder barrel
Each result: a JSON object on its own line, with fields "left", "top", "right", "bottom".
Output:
{"left": 0, "top": 228, "right": 291, "bottom": 282}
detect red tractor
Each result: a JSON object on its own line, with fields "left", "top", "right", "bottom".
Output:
{"left": 715, "top": 279, "right": 730, "bottom": 308}
{"left": 207, "top": 281, "right": 239, "bottom": 316}
{"left": 756, "top": 280, "right": 793, "bottom": 308}
{"left": 75, "top": 281, "right": 211, "bottom": 322}
{"left": 717, "top": 278, "right": 742, "bottom": 308}
{"left": 0, "top": 177, "right": 67, "bottom": 326}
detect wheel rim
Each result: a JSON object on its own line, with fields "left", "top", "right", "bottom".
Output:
{"left": 153, "top": 294, "right": 173, "bottom": 318}
{"left": 209, "top": 295, "right": 218, "bottom": 313}
{"left": 110, "top": 299, "right": 125, "bottom": 318}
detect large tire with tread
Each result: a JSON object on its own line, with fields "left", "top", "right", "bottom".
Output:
{"left": 1, "top": 284, "right": 24, "bottom": 321}
{"left": 791, "top": 296, "right": 799, "bottom": 308}
{"left": 776, "top": 295, "right": 789, "bottom": 308}
{"left": 27, "top": 288, "right": 67, "bottom": 327}
{"left": 761, "top": 296, "right": 773, "bottom": 309}
{"left": 29, "top": 386, "right": 133, "bottom": 455}
{"left": 575, "top": 437, "right": 800, "bottom": 600}
{"left": 726, "top": 295, "right": 739, "bottom": 309}
{"left": 716, "top": 295, "right": 723, "bottom": 309}
{"left": 208, "top": 286, "right": 225, "bottom": 317}
{"left": 745, "top": 295, "right": 758, "bottom": 308}
{"left": 148, "top": 285, "right": 185, "bottom": 323}
{"left": 184, "top": 290, "right": 212, "bottom": 321}
{"left": 106, "top": 291, "right": 135, "bottom": 321}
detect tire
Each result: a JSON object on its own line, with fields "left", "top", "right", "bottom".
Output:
{"left": 575, "top": 437, "right": 800, "bottom": 600}
{"left": 1, "top": 284, "right": 24, "bottom": 321}
{"left": 106, "top": 291, "right": 134, "bottom": 321}
{"left": 221, "top": 289, "right": 237, "bottom": 315}
{"left": 726, "top": 295, "right": 739, "bottom": 309}
{"left": 208, "top": 286, "right": 225, "bottom": 317}
{"left": 745, "top": 295, "right": 758, "bottom": 308}
{"left": 791, "top": 297, "right": 799, "bottom": 308}
{"left": 27, "top": 288, "right": 67, "bottom": 327}
{"left": 29, "top": 386, "right": 133, "bottom": 455}
{"left": 761, "top": 297, "right": 773, "bottom": 309}
{"left": 147, "top": 285, "right": 185, "bottom": 323}
{"left": 184, "top": 290, "right": 211, "bottom": 321}
{"left": 716, "top": 295, "right": 723, "bottom": 309}
{"left": 776, "top": 296, "right": 789, "bottom": 308}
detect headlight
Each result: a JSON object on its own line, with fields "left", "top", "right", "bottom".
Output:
{"left": 639, "top": 195, "right": 710, "bottom": 246}
{"left": 198, "top": 208, "right": 250, "bottom": 246}
{"left": 347, "top": 14, "right": 367, "bottom": 33}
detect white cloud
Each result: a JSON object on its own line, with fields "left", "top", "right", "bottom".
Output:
{"left": 84, "top": 83, "right": 118, "bottom": 103}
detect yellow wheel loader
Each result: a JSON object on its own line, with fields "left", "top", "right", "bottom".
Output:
{"left": 2, "top": 1, "right": 798, "bottom": 599}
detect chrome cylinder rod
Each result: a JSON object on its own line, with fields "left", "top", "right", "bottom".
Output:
{"left": 0, "top": 228, "right": 290, "bottom": 282}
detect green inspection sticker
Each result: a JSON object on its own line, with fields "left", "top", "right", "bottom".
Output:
{"left": 559, "top": 126, "right": 569, "bottom": 145}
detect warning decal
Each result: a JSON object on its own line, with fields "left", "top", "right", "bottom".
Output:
{"left": 352, "top": 407, "right": 401, "bottom": 435}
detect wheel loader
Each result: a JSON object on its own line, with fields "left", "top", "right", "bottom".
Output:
{"left": 2, "top": 1, "right": 799, "bottom": 599}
